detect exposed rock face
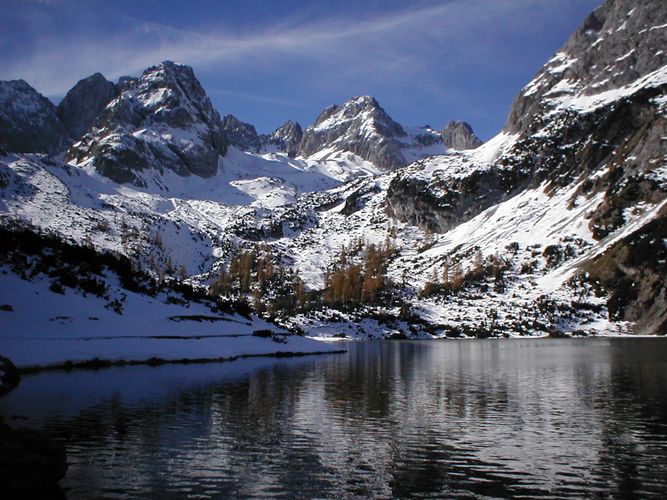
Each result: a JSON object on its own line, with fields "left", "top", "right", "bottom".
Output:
{"left": 0, "top": 355, "right": 20, "bottom": 396}
{"left": 267, "top": 120, "right": 303, "bottom": 157}
{"left": 0, "top": 80, "right": 70, "bottom": 155}
{"left": 299, "top": 96, "right": 408, "bottom": 171}
{"left": 66, "top": 61, "right": 227, "bottom": 185}
{"left": 585, "top": 206, "right": 667, "bottom": 334}
{"left": 506, "top": 0, "right": 667, "bottom": 136}
{"left": 441, "top": 121, "right": 482, "bottom": 150}
{"left": 385, "top": 0, "right": 667, "bottom": 332}
{"left": 221, "top": 114, "right": 262, "bottom": 153}
{"left": 386, "top": 158, "right": 516, "bottom": 233}
{"left": 57, "top": 72, "right": 117, "bottom": 139}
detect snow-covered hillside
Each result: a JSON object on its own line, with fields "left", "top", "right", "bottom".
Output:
{"left": 298, "top": 96, "right": 453, "bottom": 171}
{"left": 1, "top": 0, "right": 665, "bottom": 354}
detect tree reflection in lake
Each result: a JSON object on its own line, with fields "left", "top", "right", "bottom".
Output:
{"left": 1, "top": 338, "right": 666, "bottom": 498}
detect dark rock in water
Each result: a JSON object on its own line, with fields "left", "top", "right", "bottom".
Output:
{"left": 0, "top": 80, "right": 71, "bottom": 155}
{"left": 0, "top": 423, "right": 67, "bottom": 494}
{"left": 441, "top": 121, "right": 482, "bottom": 150}
{"left": 0, "top": 355, "right": 20, "bottom": 396}
{"left": 66, "top": 61, "right": 228, "bottom": 185}
{"left": 266, "top": 120, "right": 303, "bottom": 157}
{"left": 222, "top": 114, "right": 262, "bottom": 153}
{"left": 57, "top": 72, "right": 117, "bottom": 139}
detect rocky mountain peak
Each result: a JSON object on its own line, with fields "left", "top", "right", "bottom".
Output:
{"left": 506, "top": 0, "right": 667, "bottom": 135}
{"left": 311, "top": 95, "right": 405, "bottom": 137}
{"left": 221, "top": 114, "right": 262, "bottom": 153}
{"left": 57, "top": 72, "right": 117, "bottom": 139}
{"left": 0, "top": 79, "right": 71, "bottom": 155}
{"left": 441, "top": 121, "right": 483, "bottom": 150}
{"left": 66, "top": 61, "right": 227, "bottom": 185}
{"left": 299, "top": 95, "right": 408, "bottom": 170}
{"left": 268, "top": 120, "right": 303, "bottom": 157}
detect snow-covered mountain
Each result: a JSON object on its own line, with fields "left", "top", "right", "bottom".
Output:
{"left": 441, "top": 121, "right": 483, "bottom": 150}
{"left": 385, "top": 0, "right": 667, "bottom": 333}
{"left": 56, "top": 72, "right": 118, "bottom": 139}
{"left": 265, "top": 120, "right": 303, "bottom": 157}
{"left": 0, "top": 80, "right": 71, "bottom": 155}
{"left": 1, "top": 0, "right": 665, "bottom": 351}
{"left": 298, "top": 95, "right": 451, "bottom": 171}
{"left": 66, "top": 61, "right": 228, "bottom": 185}
{"left": 221, "top": 114, "right": 263, "bottom": 153}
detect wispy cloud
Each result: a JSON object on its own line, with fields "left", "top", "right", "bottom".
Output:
{"left": 2, "top": 0, "right": 564, "bottom": 97}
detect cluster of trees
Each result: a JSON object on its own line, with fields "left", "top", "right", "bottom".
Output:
{"left": 209, "top": 244, "right": 308, "bottom": 316}
{"left": 323, "top": 237, "right": 396, "bottom": 306}
{"left": 208, "top": 237, "right": 399, "bottom": 316}
{"left": 421, "top": 248, "right": 510, "bottom": 297}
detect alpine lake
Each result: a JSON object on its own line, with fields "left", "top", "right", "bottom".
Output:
{"left": 2, "top": 337, "right": 667, "bottom": 498}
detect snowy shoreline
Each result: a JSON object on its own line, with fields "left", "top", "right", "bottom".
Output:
{"left": 12, "top": 346, "right": 346, "bottom": 375}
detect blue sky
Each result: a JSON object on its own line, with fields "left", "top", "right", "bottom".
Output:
{"left": 1, "top": 0, "right": 602, "bottom": 139}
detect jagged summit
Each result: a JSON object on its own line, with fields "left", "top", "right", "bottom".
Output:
{"left": 307, "top": 95, "right": 406, "bottom": 138}
{"left": 506, "top": 0, "right": 667, "bottom": 135}
{"left": 267, "top": 120, "right": 303, "bottom": 157}
{"left": 222, "top": 114, "right": 262, "bottom": 153}
{"left": 57, "top": 72, "right": 117, "bottom": 139}
{"left": 441, "top": 121, "right": 483, "bottom": 150}
{"left": 299, "top": 95, "right": 417, "bottom": 171}
{"left": 1, "top": 0, "right": 665, "bottom": 340}
{"left": 66, "top": 60, "right": 227, "bottom": 185}
{"left": 0, "top": 79, "right": 71, "bottom": 154}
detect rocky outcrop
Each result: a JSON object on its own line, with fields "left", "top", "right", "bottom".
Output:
{"left": 584, "top": 206, "right": 667, "bottom": 334}
{"left": 266, "top": 120, "right": 303, "bottom": 157}
{"left": 506, "top": 0, "right": 667, "bottom": 136}
{"left": 385, "top": 135, "right": 538, "bottom": 234}
{"left": 441, "top": 121, "right": 482, "bottom": 150}
{"left": 388, "top": 0, "right": 666, "bottom": 232}
{"left": 386, "top": 0, "right": 667, "bottom": 333}
{"left": 221, "top": 114, "right": 262, "bottom": 153}
{"left": 0, "top": 80, "right": 70, "bottom": 155}
{"left": 0, "top": 355, "right": 19, "bottom": 396}
{"left": 66, "top": 61, "right": 227, "bottom": 185}
{"left": 299, "top": 96, "right": 408, "bottom": 171}
{"left": 57, "top": 73, "right": 117, "bottom": 139}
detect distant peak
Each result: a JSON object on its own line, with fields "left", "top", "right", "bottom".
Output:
{"left": 144, "top": 61, "right": 195, "bottom": 80}
{"left": 347, "top": 95, "right": 378, "bottom": 107}
{"left": 87, "top": 72, "right": 108, "bottom": 81}
{"left": 1, "top": 79, "right": 34, "bottom": 91}
{"left": 274, "top": 119, "right": 302, "bottom": 133}
{"left": 444, "top": 120, "right": 474, "bottom": 133}
{"left": 442, "top": 121, "right": 482, "bottom": 150}
{"left": 222, "top": 114, "right": 243, "bottom": 126}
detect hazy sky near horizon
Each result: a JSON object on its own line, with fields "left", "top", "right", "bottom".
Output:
{"left": 1, "top": 0, "right": 602, "bottom": 139}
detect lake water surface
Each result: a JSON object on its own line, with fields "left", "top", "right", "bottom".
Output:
{"left": 2, "top": 338, "right": 667, "bottom": 498}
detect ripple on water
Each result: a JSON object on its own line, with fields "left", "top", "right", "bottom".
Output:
{"left": 1, "top": 338, "right": 667, "bottom": 498}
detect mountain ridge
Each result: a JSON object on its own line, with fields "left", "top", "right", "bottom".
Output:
{"left": 0, "top": 0, "right": 665, "bottom": 341}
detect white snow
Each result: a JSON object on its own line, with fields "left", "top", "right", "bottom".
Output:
{"left": 546, "top": 65, "right": 667, "bottom": 114}
{"left": 0, "top": 267, "right": 340, "bottom": 369}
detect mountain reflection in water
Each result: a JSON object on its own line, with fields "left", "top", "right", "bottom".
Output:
{"left": 2, "top": 338, "right": 667, "bottom": 498}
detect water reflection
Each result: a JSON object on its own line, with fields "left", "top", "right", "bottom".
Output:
{"left": 2, "top": 339, "right": 667, "bottom": 498}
